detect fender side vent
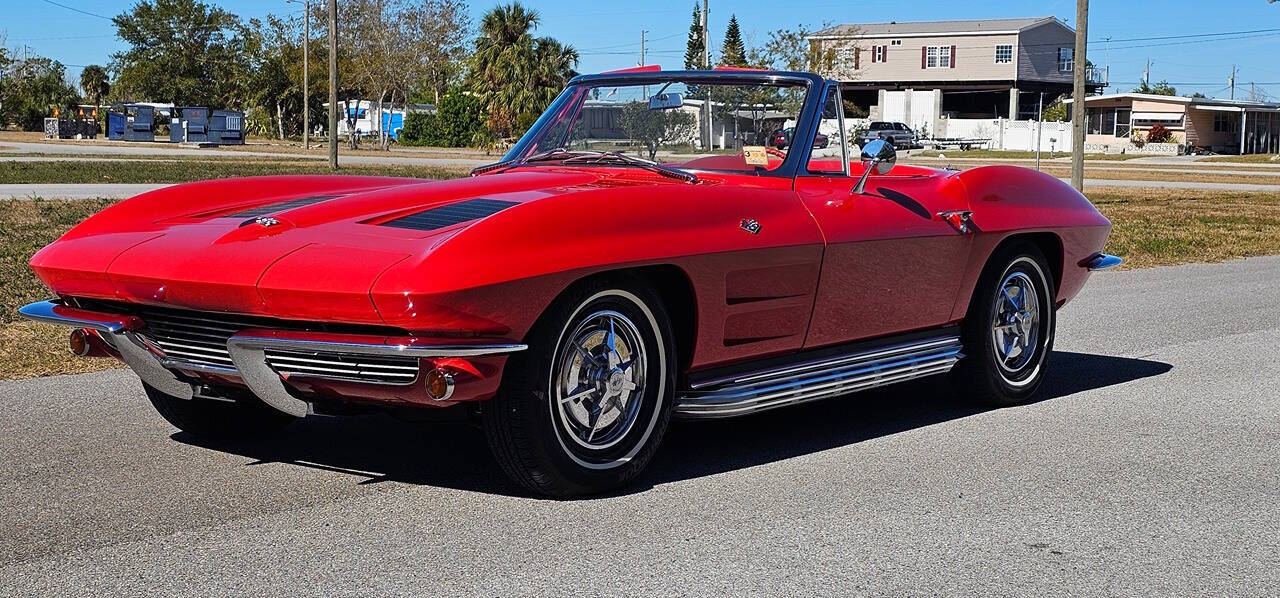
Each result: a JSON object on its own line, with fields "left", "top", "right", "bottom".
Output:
{"left": 381, "top": 198, "right": 518, "bottom": 231}
{"left": 229, "top": 195, "right": 341, "bottom": 218}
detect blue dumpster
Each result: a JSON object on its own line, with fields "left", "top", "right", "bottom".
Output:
{"left": 123, "top": 105, "right": 155, "bottom": 142}
{"left": 107, "top": 111, "right": 126, "bottom": 140}
{"left": 169, "top": 107, "right": 209, "bottom": 143}
{"left": 209, "top": 110, "right": 244, "bottom": 145}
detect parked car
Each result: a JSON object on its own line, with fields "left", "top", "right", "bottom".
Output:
{"left": 770, "top": 126, "right": 828, "bottom": 150}
{"left": 22, "top": 68, "right": 1119, "bottom": 497}
{"left": 862, "top": 121, "right": 918, "bottom": 149}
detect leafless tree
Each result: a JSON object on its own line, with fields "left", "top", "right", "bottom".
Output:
{"left": 404, "top": 0, "right": 470, "bottom": 106}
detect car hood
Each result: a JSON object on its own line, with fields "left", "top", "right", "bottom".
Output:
{"left": 30, "top": 170, "right": 643, "bottom": 324}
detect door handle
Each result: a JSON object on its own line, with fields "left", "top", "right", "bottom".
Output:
{"left": 936, "top": 210, "right": 975, "bottom": 234}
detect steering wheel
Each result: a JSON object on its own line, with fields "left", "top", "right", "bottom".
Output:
{"left": 765, "top": 147, "right": 787, "bottom": 159}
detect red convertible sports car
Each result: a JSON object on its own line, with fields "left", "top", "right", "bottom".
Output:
{"left": 22, "top": 67, "right": 1119, "bottom": 497}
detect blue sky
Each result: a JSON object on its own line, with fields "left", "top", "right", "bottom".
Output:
{"left": 4, "top": 0, "right": 1279, "bottom": 100}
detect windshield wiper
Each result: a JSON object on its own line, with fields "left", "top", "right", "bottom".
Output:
{"left": 561, "top": 151, "right": 698, "bottom": 184}
{"left": 471, "top": 148, "right": 601, "bottom": 176}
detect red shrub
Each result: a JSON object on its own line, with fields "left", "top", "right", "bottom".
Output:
{"left": 1146, "top": 123, "right": 1173, "bottom": 144}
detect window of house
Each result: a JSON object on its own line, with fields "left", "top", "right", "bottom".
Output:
{"left": 1115, "top": 109, "right": 1131, "bottom": 138}
{"left": 1213, "top": 112, "right": 1237, "bottom": 133}
{"left": 891, "top": 39, "right": 902, "bottom": 46}
{"left": 873, "top": 45, "right": 886, "bottom": 63}
{"left": 1058, "top": 47, "right": 1074, "bottom": 72}
{"left": 1086, "top": 107, "right": 1102, "bottom": 135}
{"left": 995, "top": 44, "right": 1013, "bottom": 64}
{"left": 925, "top": 46, "right": 951, "bottom": 68}
{"left": 1087, "top": 107, "right": 1136, "bottom": 137}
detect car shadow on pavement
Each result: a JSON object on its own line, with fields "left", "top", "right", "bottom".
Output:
{"left": 171, "top": 350, "right": 1171, "bottom": 499}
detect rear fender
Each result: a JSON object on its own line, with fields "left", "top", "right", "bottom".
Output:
{"left": 951, "top": 166, "right": 1112, "bottom": 318}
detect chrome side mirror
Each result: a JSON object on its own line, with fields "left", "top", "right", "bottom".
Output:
{"left": 851, "top": 139, "right": 897, "bottom": 195}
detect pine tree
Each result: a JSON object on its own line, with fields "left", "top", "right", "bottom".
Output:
{"left": 683, "top": 4, "right": 705, "bottom": 70}
{"left": 720, "top": 15, "right": 746, "bottom": 66}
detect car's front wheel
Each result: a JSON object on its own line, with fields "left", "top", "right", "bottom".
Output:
{"left": 954, "top": 242, "right": 1056, "bottom": 406}
{"left": 483, "top": 277, "right": 675, "bottom": 497}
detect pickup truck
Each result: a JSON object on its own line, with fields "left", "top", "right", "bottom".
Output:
{"left": 860, "top": 121, "right": 918, "bottom": 149}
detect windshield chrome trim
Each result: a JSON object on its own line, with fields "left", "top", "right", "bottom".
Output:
{"left": 503, "top": 70, "right": 829, "bottom": 179}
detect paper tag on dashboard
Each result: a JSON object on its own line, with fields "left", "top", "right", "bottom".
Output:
{"left": 742, "top": 146, "right": 769, "bottom": 166}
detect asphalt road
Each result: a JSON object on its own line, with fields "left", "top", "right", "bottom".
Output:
{"left": 1, "top": 257, "right": 1277, "bottom": 595}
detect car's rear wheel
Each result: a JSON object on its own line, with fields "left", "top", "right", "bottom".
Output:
{"left": 953, "top": 242, "right": 1056, "bottom": 406}
{"left": 482, "top": 277, "right": 675, "bottom": 498}
{"left": 144, "top": 383, "right": 296, "bottom": 440}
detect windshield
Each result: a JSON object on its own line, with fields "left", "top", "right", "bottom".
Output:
{"left": 509, "top": 79, "right": 814, "bottom": 174}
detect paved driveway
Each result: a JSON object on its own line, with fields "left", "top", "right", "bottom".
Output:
{"left": 0, "top": 258, "right": 1277, "bottom": 595}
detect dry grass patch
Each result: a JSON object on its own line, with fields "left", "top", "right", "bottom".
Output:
{"left": 1089, "top": 187, "right": 1280, "bottom": 269}
{"left": 1, "top": 198, "right": 118, "bottom": 320}
{"left": 1201, "top": 154, "right": 1280, "bottom": 164}
{"left": 0, "top": 159, "right": 469, "bottom": 184}
{"left": 0, "top": 322, "right": 119, "bottom": 380}
{"left": 1, "top": 198, "right": 122, "bottom": 379}
{"left": 1045, "top": 168, "right": 1280, "bottom": 185}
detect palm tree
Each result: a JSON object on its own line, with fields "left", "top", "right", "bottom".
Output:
{"left": 470, "top": 2, "right": 578, "bottom": 138}
{"left": 78, "top": 65, "right": 110, "bottom": 124}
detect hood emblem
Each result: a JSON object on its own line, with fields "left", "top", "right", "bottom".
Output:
{"left": 249, "top": 216, "right": 280, "bottom": 227}
{"left": 740, "top": 218, "right": 761, "bottom": 235}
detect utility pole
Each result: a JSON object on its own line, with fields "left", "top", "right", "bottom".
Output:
{"left": 1229, "top": 65, "right": 1238, "bottom": 100}
{"left": 702, "top": 0, "right": 712, "bottom": 150}
{"left": 1036, "top": 91, "right": 1044, "bottom": 172}
{"left": 327, "top": 0, "right": 338, "bottom": 171}
{"left": 1142, "top": 58, "right": 1150, "bottom": 89}
{"left": 302, "top": 0, "right": 310, "bottom": 150}
{"left": 288, "top": 0, "right": 311, "bottom": 150}
{"left": 1070, "top": 0, "right": 1088, "bottom": 192}
{"left": 640, "top": 30, "right": 648, "bottom": 98}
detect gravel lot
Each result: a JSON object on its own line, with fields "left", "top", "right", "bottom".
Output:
{"left": 0, "top": 257, "right": 1277, "bottom": 596}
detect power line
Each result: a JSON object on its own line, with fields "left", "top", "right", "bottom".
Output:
{"left": 36, "top": 0, "right": 112, "bottom": 20}
{"left": 7, "top": 33, "right": 116, "bottom": 41}
{"left": 578, "top": 31, "right": 681, "bottom": 52}
{"left": 1096, "top": 27, "right": 1280, "bottom": 44}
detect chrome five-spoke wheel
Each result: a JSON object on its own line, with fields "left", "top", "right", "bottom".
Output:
{"left": 991, "top": 270, "right": 1041, "bottom": 375}
{"left": 482, "top": 280, "right": 675, "bottom": 497}
{"left": 554, "top": 310, "right": 647, "bottom": 450}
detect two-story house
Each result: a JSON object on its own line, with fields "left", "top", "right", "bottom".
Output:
{"left": 809, "top": 16, "right": 1107, "bottom": 123}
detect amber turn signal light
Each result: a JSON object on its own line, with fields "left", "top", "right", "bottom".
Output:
{"left": 424, "top": 368, "right": 455, "bottom": 401}
{"left": 69, "top": 328, "right": 91, "bottom": 356}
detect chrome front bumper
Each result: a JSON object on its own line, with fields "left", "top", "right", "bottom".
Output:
{"left": 1081, "top": 253, "right": 1124, "bottom": 271}
{"left": 19, "top": 300, "right": 527, "bottom": 417}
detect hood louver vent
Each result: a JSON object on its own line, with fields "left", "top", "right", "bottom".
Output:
{"left": 229, "top": 195, "right": 341, "bottom": 218}
{"left": 381, "top": 198, "right": 518, "bottom": 231}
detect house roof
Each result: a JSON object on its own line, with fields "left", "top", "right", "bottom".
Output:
{"left": 812, "top": 16, "right": 1064, "bottom": 38}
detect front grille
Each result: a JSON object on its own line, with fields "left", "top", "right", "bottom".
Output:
{"left": 80, "top": 301, "right": 420, "bottom": 385}
{"left": 140, "top": 308, "right": 244, "bottom": 369}
{"left": 264, "top": 349, "right": 419, "bottom": 384}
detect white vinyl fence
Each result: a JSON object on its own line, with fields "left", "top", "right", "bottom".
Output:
{"left": 938, "top": 118, "right": 1074, "bottom": 153}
